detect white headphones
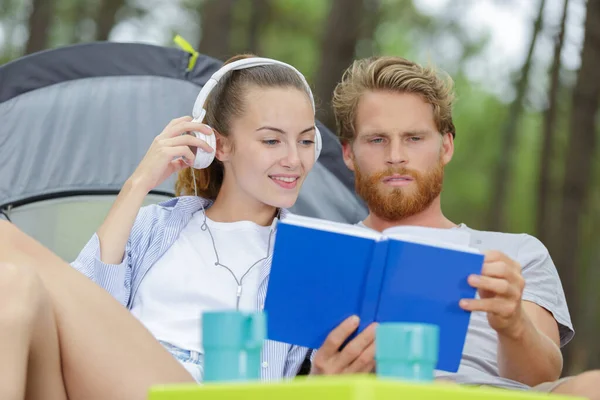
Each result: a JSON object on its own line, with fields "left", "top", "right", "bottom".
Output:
{"left": 189, "top": 57, "right": 322, "bottom": 169}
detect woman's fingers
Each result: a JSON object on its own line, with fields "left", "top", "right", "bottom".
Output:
{"left": 160, "top": 116, "right": 193, "bottom": 133}
{"left": 163, "top": 134, "right": 214, "bottom": 154}
{"left": 163, "top": 121, "right": 214, "bottom": 139}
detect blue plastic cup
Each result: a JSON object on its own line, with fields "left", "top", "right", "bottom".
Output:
{"left": 375, "top": 322, "right": 439, "bottom": 381}
{"left": 202, "top": 311, "right": 266, "bottom": 382}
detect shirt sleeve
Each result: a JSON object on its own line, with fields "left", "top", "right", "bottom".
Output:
{"left": 283, "top": 345, "right": 312, "bottom": 378}
{"left": 70, "top": 204, "right": 160, "bottom": 307}
{"left": 517, "top": 234, "right": 574, "bottom": 347}
{"left": 71, "top": 232, "right": 132, "bottom": 306}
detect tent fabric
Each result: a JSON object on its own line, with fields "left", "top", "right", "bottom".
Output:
{"left": 6, "top": 194, "right": 169, "bottom": 262}
{"left": 0, "top": 42, "right": 214, "bottom": 103}
{"left": 0, "top": 75, "right": 202, "bottom": 206}
{"left": 0, "top": 41, "right": 367, "bottom": 260}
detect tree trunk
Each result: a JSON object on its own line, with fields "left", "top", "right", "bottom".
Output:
{"left": 199, "top": 0, "right": 237, "bottom": 61}
{"left": 95, "top": 0, "right": 126, "bottom": 41}
{"left": 69, "top": 0, "right": 92, "bottom": 44}
{"left": 356, "top": 0, "right": 381, "bottom": 58}
{"left": 486, "top": 0, "right": 545, "bottom": 231}
{"left": 536, "top": 0, "right": 569, "bottom": 243}
{"left": 247, "top": 0, "right": 270, "bottom": 55}
{"left": 315, "top": 0, "right": 364, "bottom": 132}
{"left": 24, "top": 0, "right": 56, "bottom": 54}
{"left": 1, "top": 0, "right": 20, "bottom": 61}
{"left": 581, "top": 237, "right": 600, "bottom": 370}
{"left": 553, "top": 0, "right": 600, "bottom": 373}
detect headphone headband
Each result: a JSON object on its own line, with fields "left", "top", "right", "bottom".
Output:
{"left": 192, "top": 57, "right": 316, "bottom": 122}
{"left": 189, "top": 56, "right": 322, "bottom": 170}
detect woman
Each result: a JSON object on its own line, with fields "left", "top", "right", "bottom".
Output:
{"left": 0, "top": 54, "right": 318, "bottom": 400}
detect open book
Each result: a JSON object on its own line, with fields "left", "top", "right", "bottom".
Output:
{"left": 264, "top": 214, "right": 484, "bottom": 373}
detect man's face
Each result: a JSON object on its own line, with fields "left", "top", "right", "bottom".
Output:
{"left": 342, "top": 91, "right": 454, "bottom": 221}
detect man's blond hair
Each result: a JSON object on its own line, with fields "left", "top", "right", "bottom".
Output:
{"left": 332, "top": 56, "right": 456, "bottom": 144}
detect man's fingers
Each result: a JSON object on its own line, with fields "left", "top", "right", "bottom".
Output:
{"left": 480, "top": 261, "right": 519, "bottom": 279}
{"left": 337, "top": 322, "right": 376, "bottom": 368}
{"left": 468, "top": 275, "right": 518, "bottom": 298}
{"left": 344, "top": 340, "right": 376, "bottom": 373}
{"left": 460, "top": 298, "right": 494, "bottom": 312}
{"left": 460, "top": 298, "right": 518, "bottom": 318}
{"left": 482, "top": 250, "right": 510, "bottom": 263}
{"left": 479, "top": 260, "right": 525, "bottom": 295}
{"left": 318, "top": 316, "right": 360, "bottom": 357}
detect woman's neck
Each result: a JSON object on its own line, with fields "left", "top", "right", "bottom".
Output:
{"left": 205, "top": 191, "right": 278, "bottom": 227}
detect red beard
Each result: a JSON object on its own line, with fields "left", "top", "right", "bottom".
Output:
{"left": 354, "top": 158, "right": 444, "bottom": 221}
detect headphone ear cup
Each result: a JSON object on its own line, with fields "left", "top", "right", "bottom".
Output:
{"left": 190, "top": 122, "right": 217, "bottom": 169}
{"left": 314, "top": 126, "right": 323, "bottom": 161}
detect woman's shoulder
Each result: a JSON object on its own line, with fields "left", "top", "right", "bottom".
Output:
{"left": 136, "top": 196, "right": 209, "bottom": 225}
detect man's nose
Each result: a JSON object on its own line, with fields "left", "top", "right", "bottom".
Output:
{"left": 386, "top": 139, "right": 407, "bottom": 165}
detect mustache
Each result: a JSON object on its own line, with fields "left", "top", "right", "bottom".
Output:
{"left": 370, "top": 167, "right": 420, "bottom": 181}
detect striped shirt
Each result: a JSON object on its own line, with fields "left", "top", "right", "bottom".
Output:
{"left": 71, "top": 195, "right": 310, "bottom": 381}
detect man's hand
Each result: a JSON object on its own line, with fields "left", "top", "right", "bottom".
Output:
{"left": 459, "top": 250, "right": 527, "bottom": 340}
{"left": 311, "top": 316, "right": 377, "bottom": 375}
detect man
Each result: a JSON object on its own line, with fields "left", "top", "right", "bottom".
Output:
{"left": 309, "top": 56, "right": 598, "bottom": 398}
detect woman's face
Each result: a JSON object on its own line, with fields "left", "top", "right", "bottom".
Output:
{"left": 217, "top": 86, "right": 317, "bottom": 209}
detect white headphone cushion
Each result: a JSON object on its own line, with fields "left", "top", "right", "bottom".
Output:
{"left": 314, "top": 126, "right": 322, "bottom": 160}
{"left": 190, "top": 123, "right": 217, "bottom": 169}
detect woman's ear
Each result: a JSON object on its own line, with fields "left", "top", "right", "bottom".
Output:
{"left": 214, "top": 131, "right": 232, "bottom": 163}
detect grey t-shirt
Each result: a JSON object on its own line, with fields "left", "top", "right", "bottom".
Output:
{"left": 434, "top": 224, "right": 573, "bottom": 389}
{"left": 359, "top": 222, "right": 574, "bottom": 390}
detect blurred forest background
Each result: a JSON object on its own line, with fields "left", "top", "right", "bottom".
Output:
{"left": 1, "top": 0, "right": 599, "bottom": 376}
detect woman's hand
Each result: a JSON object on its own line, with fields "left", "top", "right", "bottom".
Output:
{"left": 130, "top": 116, "right": 214, "bottom": 194}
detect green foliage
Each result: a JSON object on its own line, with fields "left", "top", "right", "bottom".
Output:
{"left": 0, "top": 0, "right": 563, "bottom": 237}
{"left": 257, "top": 0, "right": 329, "bottom": 83}
{"left": 0, "top": 0, "right": 591, "bottom": 239}
{"left": 443, "top": 75, "right": 509, "bottom": 229}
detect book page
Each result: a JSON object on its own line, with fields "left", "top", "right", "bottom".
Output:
{"left": 283, "top": 213, "right": 383, "bottom": 240}
{"left": 383, "top": 225, "right": 479, "bottom": 253}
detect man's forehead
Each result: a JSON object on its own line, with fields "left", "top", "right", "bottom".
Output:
{"left": 355, "top": 96, "right": 437, "bottom": 136}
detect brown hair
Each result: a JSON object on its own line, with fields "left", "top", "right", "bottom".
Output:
{"left": 332, "top": 56, "right": 456, "bottom": 144}
{"left": 175, "top": 54, "right": 310, "bottom": 199}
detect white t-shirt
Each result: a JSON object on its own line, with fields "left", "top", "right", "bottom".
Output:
{"left": 130, "top": 211, "right": 272, "bottom": 354}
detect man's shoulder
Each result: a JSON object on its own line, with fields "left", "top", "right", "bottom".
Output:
{"left": 458, "top": 224, "right": 549, "bottom": 260}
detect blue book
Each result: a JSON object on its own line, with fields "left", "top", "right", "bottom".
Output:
{"left": 264, "top": 214, "right": 484, "bottom": 373}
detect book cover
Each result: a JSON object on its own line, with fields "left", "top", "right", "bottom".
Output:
{"left": 264, "top": 215, "right": 484, "bottom": 372}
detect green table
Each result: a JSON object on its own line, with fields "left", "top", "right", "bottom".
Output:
{"left": 149, "top": 375, "right": 582, "bottom": 399}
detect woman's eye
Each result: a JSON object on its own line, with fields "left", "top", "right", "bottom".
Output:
{"left": 300, "top": 139, "right": 315, "bottom": 145}
{"left": 263, "top": 139, "right": 280, "bottom": 146}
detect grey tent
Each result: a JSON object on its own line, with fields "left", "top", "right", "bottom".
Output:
{"left": 0, "top": 42, "right": 367, "bottom": 262}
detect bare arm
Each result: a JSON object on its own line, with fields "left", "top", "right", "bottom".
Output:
{"left": 96, "top": 178, "right": 149, "bottom": 264}
{"left": 497, "top": 301, "right": 563, "bottom": 385}
{"left": 95, "top": 117, "right": 213, "bottom": 264}
{"left": 460, "top": 251, "right": 564, "bottom": 387}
